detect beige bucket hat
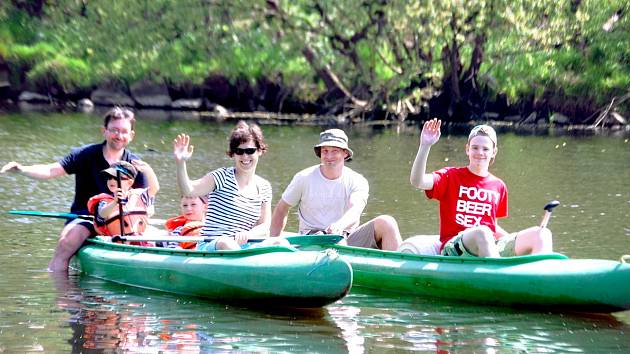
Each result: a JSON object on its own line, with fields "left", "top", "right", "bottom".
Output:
{"left": 314, "top": 129, "right": 354, "bottom": 161}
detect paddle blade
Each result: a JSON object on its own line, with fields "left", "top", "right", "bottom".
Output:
{"left": 7, "top": 210, "right": 91, "bottom": 220}
{"left": 544, "top": 200, "right": 560, "bottom": 212}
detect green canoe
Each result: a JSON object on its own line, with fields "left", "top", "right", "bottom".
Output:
{"left": 301, "top": 241, "right": 630, "bottom": 313}
{"left": 72, "top": 235, "right": 352, "bottom": 308}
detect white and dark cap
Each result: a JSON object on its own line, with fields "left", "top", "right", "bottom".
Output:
{"left": 468, "top": 125, "right": 497, "bottom": 146}
{"left": 101, "top": 161, "right": 137, "bottom": 179}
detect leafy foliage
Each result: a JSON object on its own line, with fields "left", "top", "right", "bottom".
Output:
{"left": 1, "top": 0, "right": 628, "bottom": 120}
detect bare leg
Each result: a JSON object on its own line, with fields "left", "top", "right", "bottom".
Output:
{"left": 461, "top": 226, "right": 499, "bottom": 257}
{"left": 215, "top": 237, "right": 242, "bottom": 250}
{"left": 48, "top": 222, "right": 91, "bottom": 272}
{"left": 514, "top": 226, "right": 553, "bottom": 255}
{"left": 373, "top": 215, "right": 402, "bottom": 251}
{"left": 258, "top": 238, "right": 291, "bottom": 247}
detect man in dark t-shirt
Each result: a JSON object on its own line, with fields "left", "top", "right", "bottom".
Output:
{"left": 1, "top": 107, "right": 148, "bottom": 272}
{"left": 60, "top": 142, "right": 147, "bottom": 215}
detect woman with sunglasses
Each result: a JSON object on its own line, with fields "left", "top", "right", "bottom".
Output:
{"left": 409, "top": 118, "right": 552, "bottom": 257}
{"left": 173, "top": 121, "right": 273, "bottom": 250}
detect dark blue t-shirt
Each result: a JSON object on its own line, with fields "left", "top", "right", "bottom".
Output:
{"left": 59, "top": 142, "right": 147, "bottom": 214}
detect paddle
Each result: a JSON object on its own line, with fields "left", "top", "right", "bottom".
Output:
{"left": 539, "top": 200, "right": 560, "bottom": 228}
{"left": 8, "top": 210, "right": 93, "bottom": 220}
{"left": 116, "top": 169, "right": 125, "bottom": 236}
{"left": 7, "top": 210, "right": 166, "bottom": 226}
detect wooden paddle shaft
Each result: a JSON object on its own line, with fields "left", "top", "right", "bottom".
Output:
{"left": 540, "top": 211, "right": 552, "bottom": 228}
{"left": 116, "top": 170, "right": 125, "bottom": 236}
{"left": 539, "top": 200, "right": 560, "bottom": 228}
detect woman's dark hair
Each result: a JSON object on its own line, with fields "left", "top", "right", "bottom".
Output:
{"left": 227, "top": 121, "right": 267, "bottom": 156}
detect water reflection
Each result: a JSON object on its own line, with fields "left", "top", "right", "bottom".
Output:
{"left": 51, "top": 272, "right": 355, "bottom": 353}
{"left": 1, "top": 113, "right": 629, "bottom": 353}
{"left": 329, "top": 289, "right": 630, "bottom": 353}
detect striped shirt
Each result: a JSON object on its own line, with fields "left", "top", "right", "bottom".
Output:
{"left": 200, "top": 167, "right": 272, "bottom": 238}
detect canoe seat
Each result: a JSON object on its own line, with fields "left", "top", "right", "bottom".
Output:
{"left": 398, "top": 235, "right": 441, "bottom": 255}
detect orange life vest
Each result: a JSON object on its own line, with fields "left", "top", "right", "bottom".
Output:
{"left": 165, "top": 215, "right": 203, "bottom": 249}
{"left": 87, "top": 191, "right": 151, "bottom": 246}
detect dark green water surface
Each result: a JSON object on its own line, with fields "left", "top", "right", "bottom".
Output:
{"left": 0, "top": 112, "right": 628, "bottom": 352}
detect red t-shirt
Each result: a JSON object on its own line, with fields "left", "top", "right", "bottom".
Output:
{"left": 425, "top": 167, "right": 508, "bottom": 247}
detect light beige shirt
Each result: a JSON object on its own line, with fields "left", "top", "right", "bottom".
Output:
{"left": 282, "top": 165, "right": 369, "bottom": 233}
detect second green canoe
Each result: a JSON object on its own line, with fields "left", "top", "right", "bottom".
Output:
{"left": 302, "top": 240, "right": 630, "bottom": 313}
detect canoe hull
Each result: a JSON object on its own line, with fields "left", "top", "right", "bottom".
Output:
{"left": 74, "top": 238, "right": 352, "bottom": 308}
{"left": 303, "top": 243, "right": 630, "bottom": 313}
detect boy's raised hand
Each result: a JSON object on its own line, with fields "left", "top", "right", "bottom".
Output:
{"left": 0, "top": 161, "right": 20, "bottom": 173}
{"left": 420, "top": 118, "right": 442, "bottom": 146}
{"left": 173, "top": 134, "right": 194, "bottom": 162}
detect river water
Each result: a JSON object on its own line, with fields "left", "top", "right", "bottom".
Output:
{"left": 0, "top": 111, "right": 628, "bottom": 353}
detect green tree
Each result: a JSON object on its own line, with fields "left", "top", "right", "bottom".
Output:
{"left": 2, "top": 0, "right": 628, "bottom": 122}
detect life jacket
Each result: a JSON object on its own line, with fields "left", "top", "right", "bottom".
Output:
{"left": 87, "top": 191, "right": 151, "bottom": 246}
{"left": 165, "top": 215, "right": 203, "bottom": 249}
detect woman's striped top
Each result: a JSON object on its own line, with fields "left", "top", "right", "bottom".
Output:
{"left": 200, "top": 167, "right": 272, "bottom": 238}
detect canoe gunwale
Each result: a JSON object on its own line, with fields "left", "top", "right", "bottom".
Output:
{"left": 87, "top": 238, "right": 299, "bottom": 258}
{"left": 87, "top": 234, "right": 344, "bottom": 258}
{"left": 323, "top": 243, "right": 570, "bottom": 265}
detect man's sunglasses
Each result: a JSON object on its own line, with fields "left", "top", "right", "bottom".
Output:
{"left": 234, "top": 147, "right": 257, "bottom": 155}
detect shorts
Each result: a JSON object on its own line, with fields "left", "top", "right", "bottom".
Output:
{"left": 65, "top": 218, "right": 96, "bottom": 236}
{"left": 441, "top": 232, "right": 518, "bottom": 257}
{"left": 347, "top": 220, "right": 378, "bottom": 249}
{"left": 196, "top": 237, "right": 219, "bottom": 251}
{"left": 196, "top": 237, "right": 251, "bottom": 251}
{"left": 304, "top": 220, "right": 378, "bottom": 249}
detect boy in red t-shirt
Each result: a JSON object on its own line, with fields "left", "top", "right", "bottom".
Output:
{"left": 410, "top": 118, "right": 552, "bottom": 257}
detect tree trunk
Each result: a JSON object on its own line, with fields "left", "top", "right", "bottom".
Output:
{"left": 463, "top": 33, "right": 485, "bottom": 90}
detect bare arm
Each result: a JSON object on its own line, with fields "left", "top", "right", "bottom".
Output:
{"left": 246, "top": 201, "right": 272, "bottom": 237}
{"left": 270, "top": 199, "right": 292, "bottom": 236}
{"left": 410, "top": 118, "right": 441, "bottom": 190}
{"left": 410, "top": 145, "right": 434, "bottom": 190}
{"left": 98, "top": 196, "right": 120, "bottom": 220}
{"left": 325, "top": 194, "right": 366, "bottom": 235}
{"left": 131, "top": 160, "right": 160, "bottom": 197}
{"left": 1, "top": 161, "right": 67, "bottom": 180}
{"left": 173, "top": 134, "right": 215, "bottom": 197}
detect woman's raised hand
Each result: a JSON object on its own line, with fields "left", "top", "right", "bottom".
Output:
{"left": 420, "top": 118, "right": 442, "bottom": 146}
{"left": 173, "top": 134, "right": 194, "bottom": 162}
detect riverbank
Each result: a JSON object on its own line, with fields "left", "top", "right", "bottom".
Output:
{"left": 2, "top": 78, "right": 628, "bottom": 130}
{"left": 4, "top": 101, "right": 629, "bottom": 138}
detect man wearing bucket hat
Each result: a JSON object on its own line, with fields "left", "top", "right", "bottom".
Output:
{"left": 270, "top": 129, "right": 402, "bottom": 251}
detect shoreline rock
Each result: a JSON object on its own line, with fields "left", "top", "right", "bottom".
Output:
{"left": 5, "top": 100, "right": 629, "bottom": 137}
{"left": 8, "top": 81, "right": 629, "bottom": 129}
